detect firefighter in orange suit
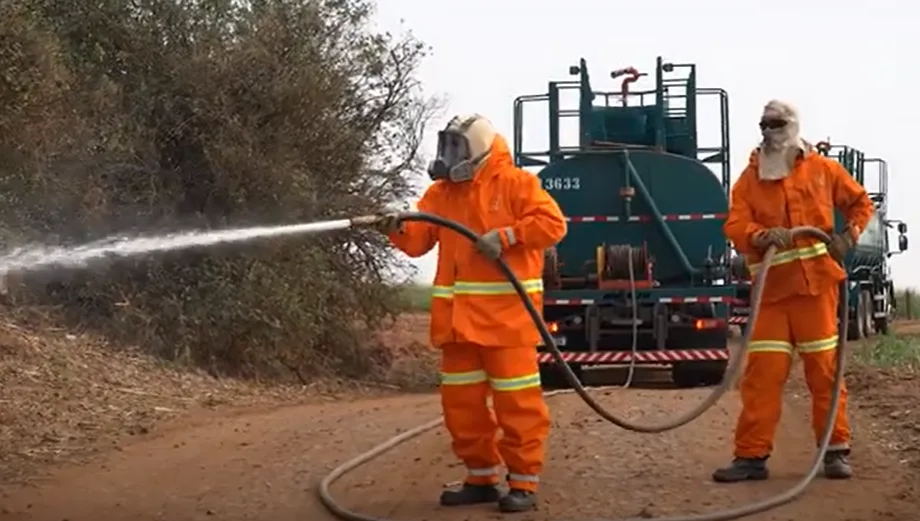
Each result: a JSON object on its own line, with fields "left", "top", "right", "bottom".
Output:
{"left": 374, "top": 114, "right": 567, "bottom": 513}
{"left": 714, "top": 100, "right": 874, "bottom": 483}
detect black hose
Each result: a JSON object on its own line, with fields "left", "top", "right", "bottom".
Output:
{"left": 322, "top": 212, "right": 848, "bottom": 521}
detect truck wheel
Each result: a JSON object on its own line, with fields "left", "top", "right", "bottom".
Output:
{"left": 540, "top": 363, "right": 583, "bottom": 390}
{"left": 847, "top": 291, "right": 866, "bottom": 340}
{"left": 875, "top": 287, "right": 891, "bottom": 335}
{"left": 861, "top": 289, "right": 875, "bottom": 337}
{"left": 699, "top": 361, "right": 728, "bottom": 386}
{"left": 671, "top": 362, "right": 725, "bottom": 388}
{"left": 875, "top": 317, "right": 890, "bottom": 335}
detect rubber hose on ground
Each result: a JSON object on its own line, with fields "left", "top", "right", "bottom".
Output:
{"left": 319, "top": 212, "right": 847, "bottom": 521}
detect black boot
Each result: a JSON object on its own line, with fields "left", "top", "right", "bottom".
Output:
{"left": 439, "top": 483, "right": 501, "bottom": 507}
{"left": 498, "top": 488, "right": 536, "bottom": 513}
{"left": 823, "top": 450, "right": 853, "bottom": 479}
{"left": 711, "top": 457, "right": 769, "bottom": 483}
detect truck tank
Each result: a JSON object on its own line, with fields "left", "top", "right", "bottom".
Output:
{"left": 539, "top": 151, "right": 727, "bottom": 286}
{"left": 513, "top": 56, "right": 737, "bottom": 388}
{"left": 729, "top": 142, "right": 910, "bottom": 339}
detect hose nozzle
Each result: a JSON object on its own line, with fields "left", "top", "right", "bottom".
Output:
{"left": 350, "top": 214, "right": 385, "bottom": 227}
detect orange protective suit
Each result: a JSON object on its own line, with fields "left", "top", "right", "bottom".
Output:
{"left": 724, "top": 145, "right": 874, "bottom": 460}
{"left": 389, "top": 132, "right": 567, "bottom": 492}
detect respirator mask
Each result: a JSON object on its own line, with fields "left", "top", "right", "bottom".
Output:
{"left": 427, "top": 114, "right": 494, "bottom": 183}
{"left": 428, "top": 130, "right": 477, "bottom": 182}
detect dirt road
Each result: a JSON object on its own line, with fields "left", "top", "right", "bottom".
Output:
{"left": 2, "top": 372, "right": 917, "bottom": 521}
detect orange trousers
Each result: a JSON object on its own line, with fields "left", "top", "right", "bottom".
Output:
{"left": 735, "top": 285, "right": 850, "bottom": 459}
{"left": 439, "top": 342, "right": 551, "bottom": 492}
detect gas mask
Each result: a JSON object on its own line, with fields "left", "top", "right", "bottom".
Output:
{"left": 427, "top": 114, "right": 496, "bottom": 183}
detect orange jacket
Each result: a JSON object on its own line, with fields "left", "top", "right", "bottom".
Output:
{"left": 724, "top": 147, "right": 874, "bottom": 304}
{"left": 389, "top": 134, "right": 567, "bottom": 348}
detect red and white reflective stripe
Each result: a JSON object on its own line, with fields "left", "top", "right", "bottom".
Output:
{"left": 728, "top": 316, "right": 749, "bottom": 324}
{"left": 659, "top": 296, "right": 729, "bottom": 303}
{"left": 537, "top": 349, "right": 729, "bottom": 364}
{"left": 566, "top": 213, "right": 726, "bottom": 223}
{"left": 545, "top": 298, "right": 596, "bottom": 305}
{"left": 545, "top": 296, "right": 743, "bottom": 306}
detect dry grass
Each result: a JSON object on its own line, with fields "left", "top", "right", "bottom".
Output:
{"left": 0, "top": 312, "right": 437, "bottom": 483}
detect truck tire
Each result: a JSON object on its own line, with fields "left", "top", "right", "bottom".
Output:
{"left": 876, "top": 316, "right": 890, "bottom": 335}
{"left": 540, "top": 363, "right": 583, "bottom": 390}
{"left": 671, "top": 361, "right": 726, "bottom": 388}
{"left": 861, "top": 289, "right": 875, "bottom": 337}
{"left": 847, "top": 290, "right": 866, "bottom": 340}
{"left": 875, "top": 286, "right": 891, "bottom": 335}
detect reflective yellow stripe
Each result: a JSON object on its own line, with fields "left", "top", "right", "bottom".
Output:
{"left": 748, "top": 243, "right": 829, "bottom": 274}
{"left": 431, "top": 279, "right": 544, "bottom": 299}
{"left": 748, "top": 340, "right": 794, "bottom": 354}
{"left": 490, "top": 372, "right": 542, "bottom": 392}
{"left": 432, "top": 285, "right": 454, "bottom": 299}
{"left": 747, "top": 337, "right": 838, "bottom": 355}
{"left": 440, "top": 370, "right": 488, "bottom": 385}
{"left": 797, "top": 335, "right": 838, "bottom": 353}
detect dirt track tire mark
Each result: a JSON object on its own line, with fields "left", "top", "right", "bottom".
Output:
{"left": 0, "top": 395, "right": 441, "bottom": 521}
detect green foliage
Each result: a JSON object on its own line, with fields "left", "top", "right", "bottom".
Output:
{"left": 894, "top": 288, "right": 918, "bottom": 320}
{"left": 0, "top": 0, "right": 438, "bottom": 381}
{"left": 855, "top": 333, "right": 920, "bottom": 369}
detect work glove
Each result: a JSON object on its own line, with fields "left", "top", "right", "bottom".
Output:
{"left": 476, "top": 228, "right": 506, "bottom": 260}
{"left": 374, "top": 213, "right": 403, "bottom": 234}
{"left": 828, "top": 229, "right": 855, "bottom": 263}
{"left": 750, "top": 227, "right": 793, "bottom": 251}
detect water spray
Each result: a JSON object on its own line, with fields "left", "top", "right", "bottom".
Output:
{"left": 0, "top": 219, "right": 356, "bottom": 277}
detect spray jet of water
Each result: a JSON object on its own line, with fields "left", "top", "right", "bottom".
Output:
{"left": 0, "top": 216, "right": 384, "bottom": 278}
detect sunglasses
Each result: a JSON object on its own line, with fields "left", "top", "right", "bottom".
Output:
{"left": 759, "top": 118, "right": 788, "bottom": 130}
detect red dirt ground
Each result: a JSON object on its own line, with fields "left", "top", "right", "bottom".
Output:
{"left": 1, "top": 315, "right": 918, "bottom": 521}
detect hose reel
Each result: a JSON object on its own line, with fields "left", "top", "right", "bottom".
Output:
{"left": 601, "top": 244, "right": 647, "bottom": 280}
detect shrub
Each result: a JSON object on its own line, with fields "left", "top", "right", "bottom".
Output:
{"left": 0, "top": 0, "right": 438, "bottom": 381}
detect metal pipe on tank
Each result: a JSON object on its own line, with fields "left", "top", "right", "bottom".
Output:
{"left": 621, "top": 150, "right": 699, "bottom": 276}
{"left": 622, "top": 154, "right": 633, "bottom": 218}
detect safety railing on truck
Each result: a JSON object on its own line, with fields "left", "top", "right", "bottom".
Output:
{"left": 511, "top": 56, "right": 732, "bottom": 194}
{"left": 863, "top": 158, "right": 889, "bottom": 212}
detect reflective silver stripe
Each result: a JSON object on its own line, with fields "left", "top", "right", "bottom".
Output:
{"left": 440, "top": 370, "right": 488, "bottom": 386}
{"left": 503, "top": 226, "right": 516, "bottom": 246}
{"left": 827, "top": 443, "right": 850, "bottom": 451}
{"left": 490, "top": 372, "right": 542, "bottom": 392}
{"left": 797, "top": 335, "right": 838, "bottom": 354}
{"left": 748, "top": 340, "right": 793, "bottom": 354}
{"left": 748, "top": 242, "right": 829, "bottom": 274}
{"left": 430, "top": 279, "right": 544, "bottom": 299}
{"left": 468, "top": 466, "right": 498, "bottom": 476}
{"left": 507, "top": 473, "right": 539, "bottom": 483}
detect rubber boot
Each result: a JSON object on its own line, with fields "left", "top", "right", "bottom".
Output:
{"left": 498, "top": 489, "right": 536, "bottom": 513}
{"left": 823, "top": 450, "right": 853, "bottom": 479}
{"left": 439, "top": 483, "right": 500, "bottom": 506}
{"left": 711, "top": 457, "right": 769, "bottom": 483}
